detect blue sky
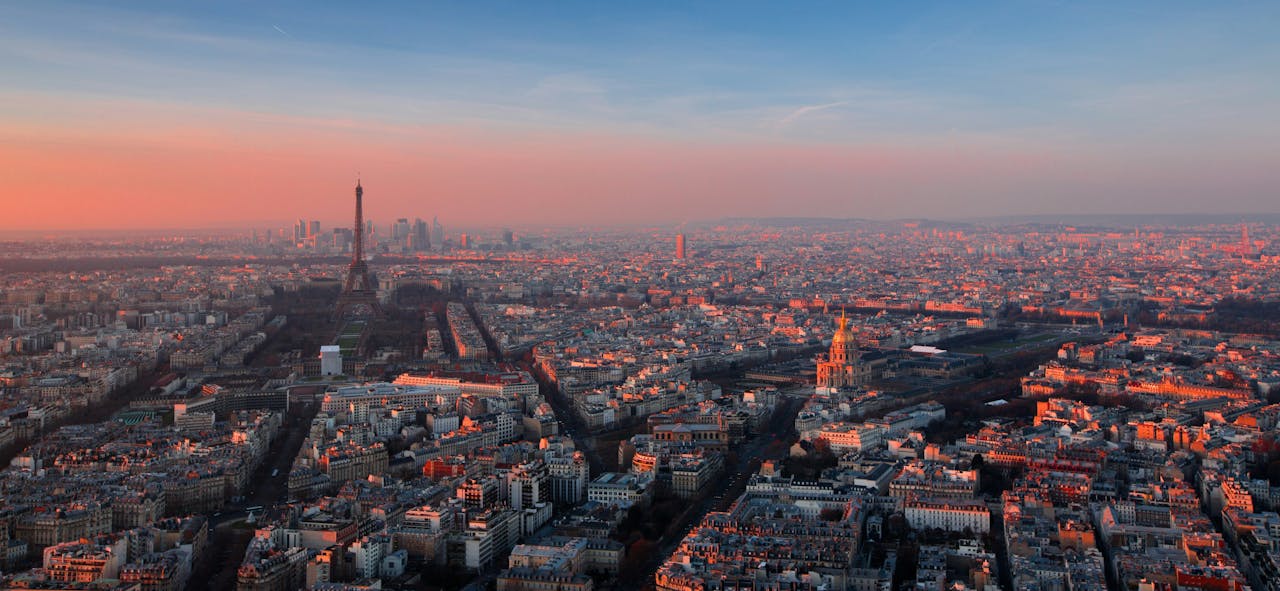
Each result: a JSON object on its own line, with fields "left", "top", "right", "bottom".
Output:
{"left": 8, "top": 0, "right": 1277, "bottom": 136}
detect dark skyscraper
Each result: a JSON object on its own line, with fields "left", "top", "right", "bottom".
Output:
{"left": 413, "top": 218, "right": 430, "bottom": 251}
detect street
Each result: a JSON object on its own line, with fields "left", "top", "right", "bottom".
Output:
{"left": 188, "top": 398, "right": 320, "bottom": 591}
{"left": 630, "top": 392, "right": 807, "bottom": 585}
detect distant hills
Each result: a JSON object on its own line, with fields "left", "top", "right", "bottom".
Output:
{"left": 703, "top": 217, "right": 878, "bottom": 230}
{"left": 958, "top": 213, "right": 1280, "bottom": 227}
{"left": 705, "top": 213, "right": 1280, "bottom": 230}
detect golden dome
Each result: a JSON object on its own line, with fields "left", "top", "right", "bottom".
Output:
{"left": 831, "top": 312, "right": 853, "bottom": 346}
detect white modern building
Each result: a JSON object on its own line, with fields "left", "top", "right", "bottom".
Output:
{"left": 320, "top": 383, "right": 459, "bottom": 421}
{"left": 587, "top": 472, "right": 653, "bottom": 508}
{"left": 319, "top": 345, "right": 342, "bottom": 376}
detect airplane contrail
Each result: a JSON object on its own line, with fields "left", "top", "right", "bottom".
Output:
{"left": 272, "top": 24, "right": 291, "bottom": 37}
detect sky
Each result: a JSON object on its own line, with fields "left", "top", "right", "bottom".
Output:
{"left": 2, "top": 1, "right": 1279, "bottom": 231}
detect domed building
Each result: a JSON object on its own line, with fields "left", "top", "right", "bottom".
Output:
{"left": 816, "top": 312, "right": 873, "bottom": 392}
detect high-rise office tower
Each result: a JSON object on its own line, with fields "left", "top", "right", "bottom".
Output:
{"left": 413, "top": 219, "right": 430, "bottom": 251}
{"left": 308, "top": 220, "right": 321, "bottom": 239}
{"left": 676, "top": 234, "right": 687, "bottom": 259}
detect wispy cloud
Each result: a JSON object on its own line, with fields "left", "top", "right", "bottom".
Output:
{"left": 272, "top": 24, "right": 291, "bottom": 38}
{"left": 776, "top": 101, "right": 849, "bottom": 127}
{"left": 529, "top": 73, "right": 607, "bottom": 97}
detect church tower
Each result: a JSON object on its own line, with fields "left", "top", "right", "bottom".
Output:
{"left": 830, "top": 311, "right": 853, "bottom": 365}
{"left": 817, "top": 311, "right": 868, "bottom": 392}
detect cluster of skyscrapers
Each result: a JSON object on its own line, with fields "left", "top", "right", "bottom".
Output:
{"left": 272, "top": 214, "right": 445, "bottom": 254}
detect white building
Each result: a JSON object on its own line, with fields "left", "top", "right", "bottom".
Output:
{"left": 348, "top": 535, "right": 388, "bottom": 580}
{"left": 904, "top": 499, "right": 990, "bottom": 533}
{"left": 548, "top": 452, "right": 590, "bottom": 505}
{"left": 817, "top": 422, "right": 886, "bottom": 453}
{"left": 321, "top": 383, "right": 459, "bottom": 422}
{"left": 507, "top": 460, "right": 550, "bottom": 511}
{"left": 394, "top": 371, "right": 540, "bottom": 412}
{"left": 587, "top": 473, "right": 653, "bottom": 508}
{"left": 462, "top": 509, "right": 520, "bottom": 570}
{"left": 320, "top": 345, "right": 342, "bottom": 376}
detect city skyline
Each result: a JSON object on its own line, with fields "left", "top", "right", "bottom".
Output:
{"left": 3, "top": 1, "right": 1279, "bottom": 231}
{"left": 5, "top": 4, "right": 1280, "bottom": 587}
{"left": 1, "top": 214, "right": 1278, "bottom": 590}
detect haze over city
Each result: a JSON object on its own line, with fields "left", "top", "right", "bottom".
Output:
{"left": 7, "top": 4, "right": 1280, "bottom": 591}
{"left": 3, "top": 0, "right": 1279, "bottom": 231}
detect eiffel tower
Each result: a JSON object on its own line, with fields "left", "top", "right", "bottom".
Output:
{"left": 335, "top": 180, "right": 382, "bottom": 319}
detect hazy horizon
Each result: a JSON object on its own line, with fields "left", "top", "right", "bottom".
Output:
{"left": 3, "top": 1, "right": 1279, "bottom": 231}
{"left": 5, "top": 212, "right": 1280, "bottom": 240}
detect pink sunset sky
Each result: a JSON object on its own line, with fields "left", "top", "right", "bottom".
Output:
{"left": 2, "top": 2, "right": 1278, "bottom": 231}
{"left": 4, "top": 97, "right": 1274, "bottom": 232}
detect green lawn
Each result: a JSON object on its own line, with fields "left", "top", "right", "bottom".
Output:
{"left": 334, "top": 321, "right": 366, "bottom": 355}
